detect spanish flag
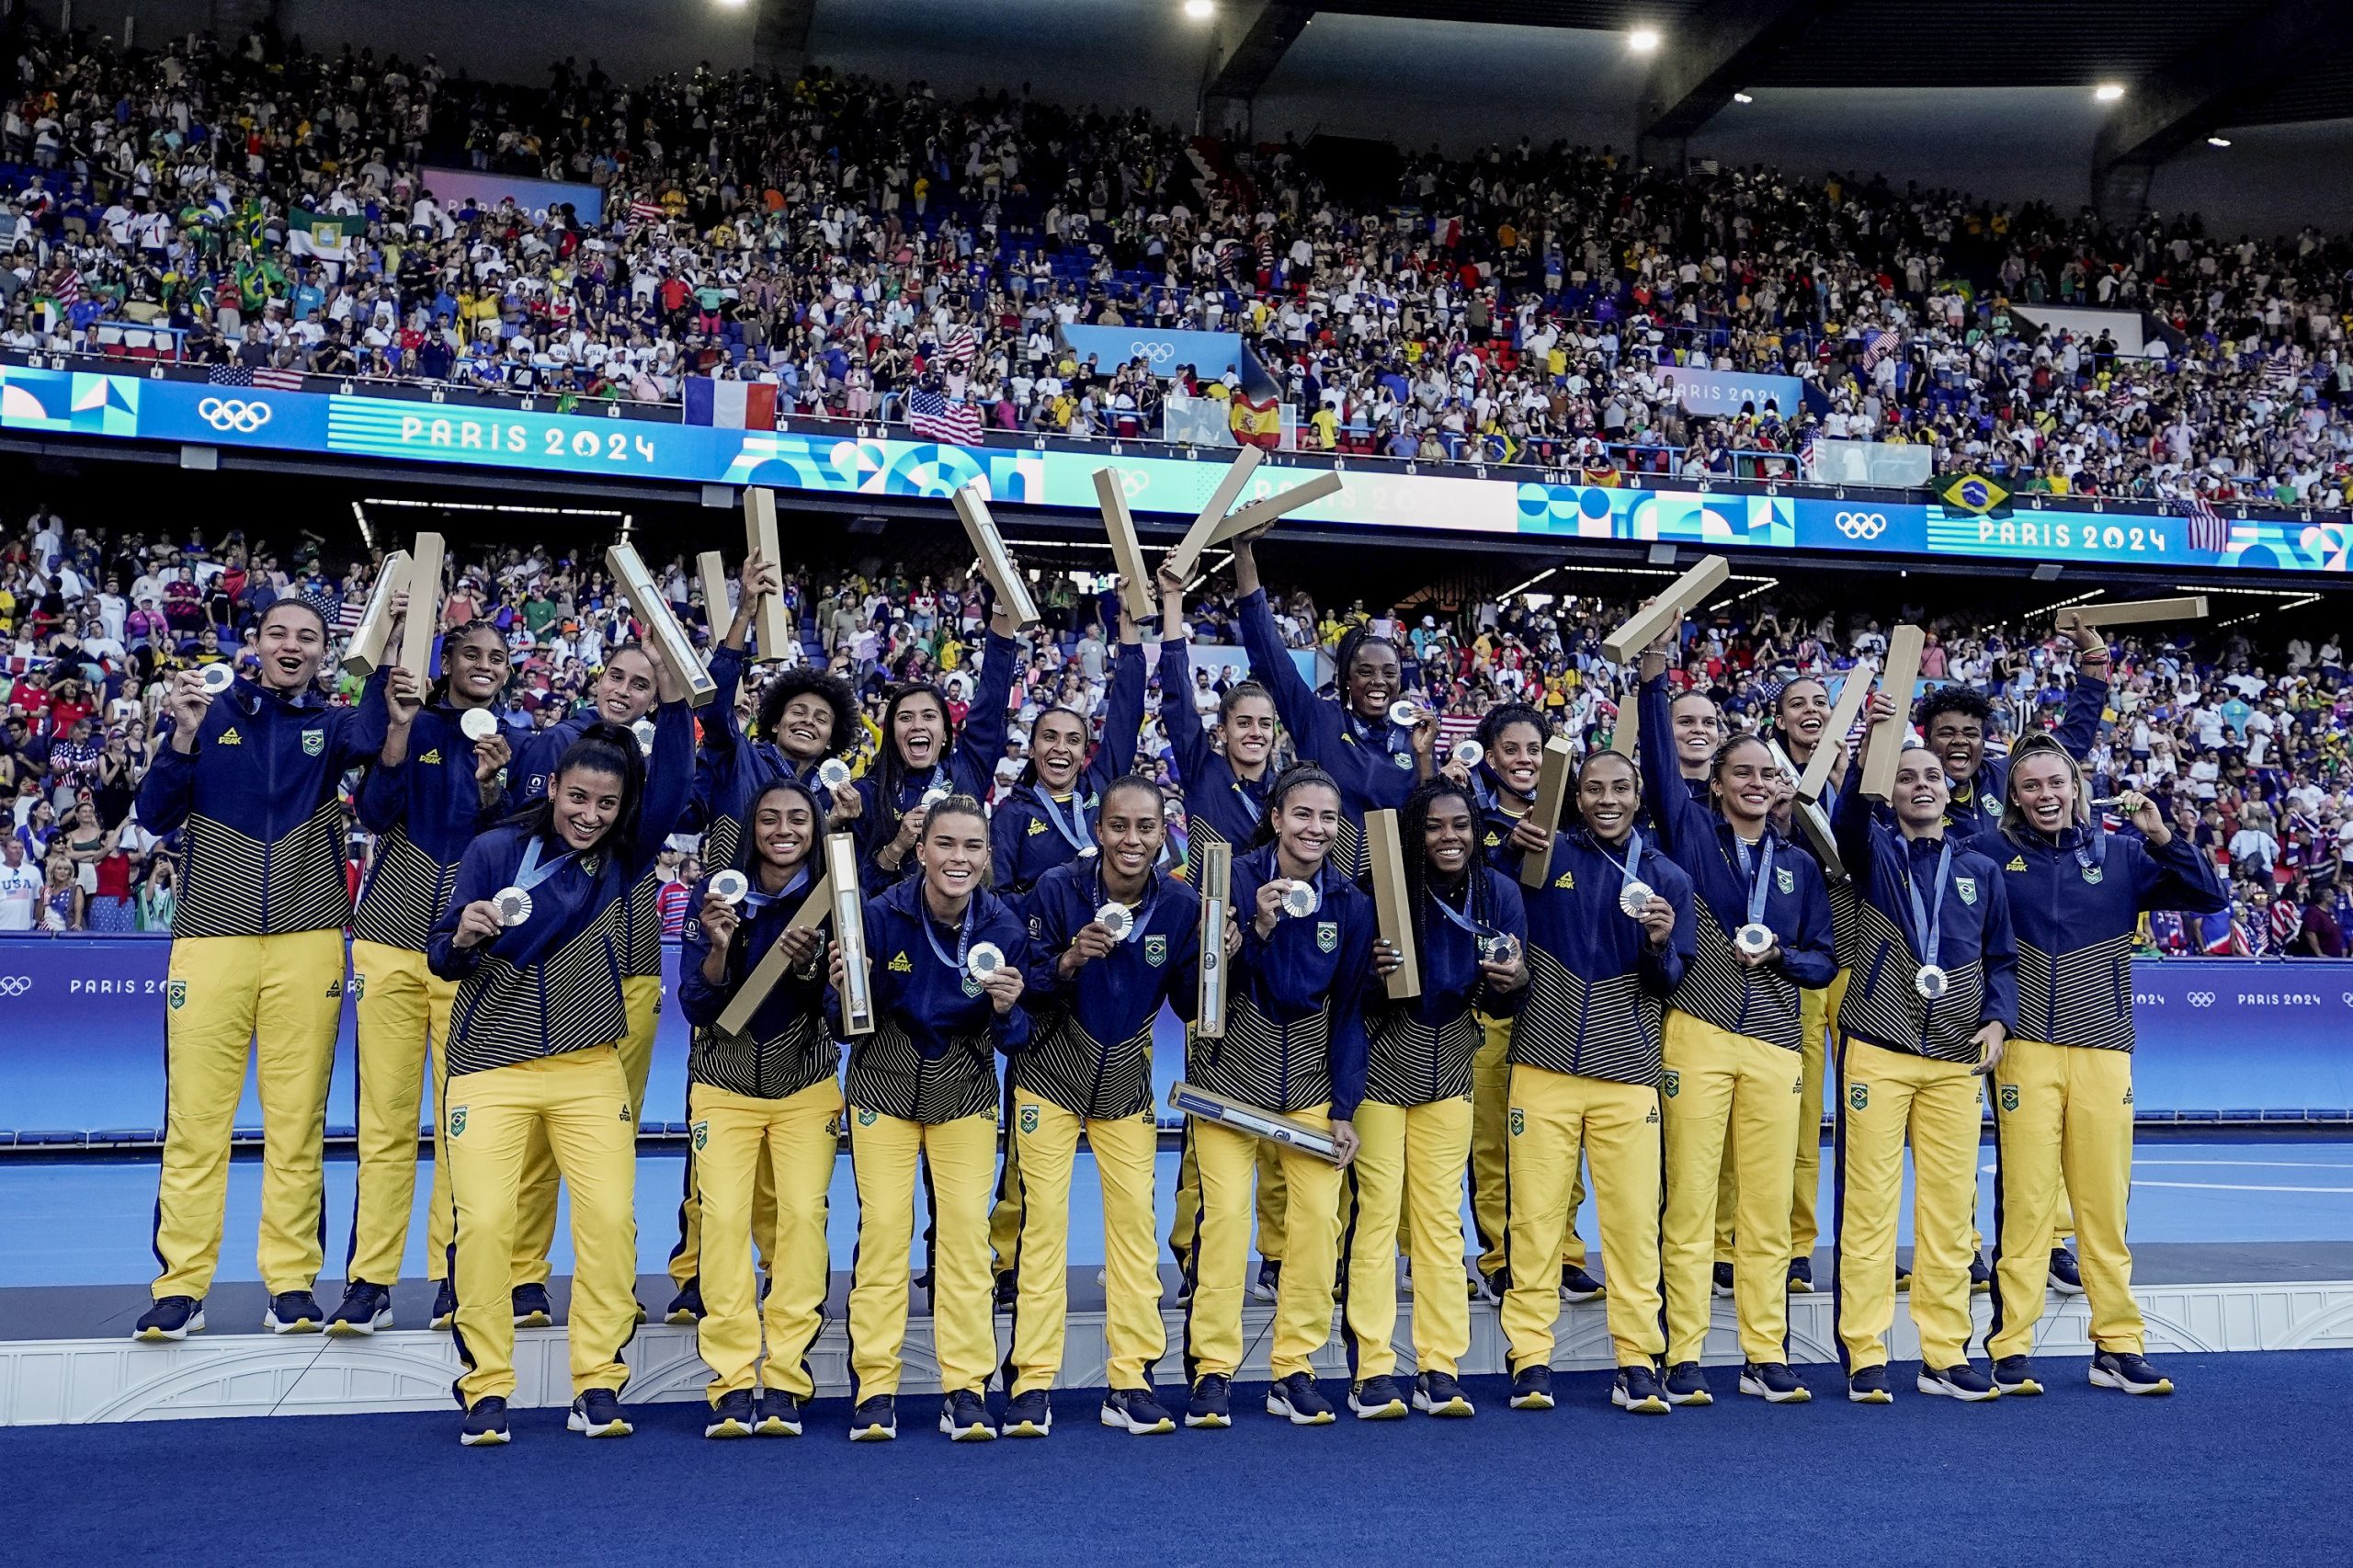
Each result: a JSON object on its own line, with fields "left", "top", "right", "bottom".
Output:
{"left": 1231, "top": 393, "right": 1283, "bottom": 451}
{"left": 1935, "top": 472, "right": 2010, "bottom": 517}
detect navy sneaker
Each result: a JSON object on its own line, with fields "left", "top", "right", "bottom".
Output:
{"left": 1267, "top": 1371, "right": 1336, "bottom": 1425}
{"left": 1560, "top": 1264, "right": 1605, "bottom": 1303}
{"left": 1787, "top": 1256, "right": 1815, "bottom": 1294}
{"left": 1993, "top": 1355, "right": 2044, "bottom": 1396}
{"left": 133, "top": 1295, "right": 204, "bottom": 1342}
{"left": 1711, "top": 1262, "right": 1734, "bottom": 1299}
{"left": 704, "top": 1389, "right": 756, "bottom": 1438}
{"left": 1847, "top": 1365, "right": 1894, "bottom": 1404}
{"left": 999, "top": 1389, "right": 1051, "bottom": 1437}
{"left": 755, "top": 1392, "right": 804, "bottom": 1437}
{"left": 264, "top": 1290, "right": 323, "bottom": 1334}
{"left": 460, "top": 1396, "right": 510, "bottom": 1447}
{"left": 1664, "top": 1361, "right": 1713, "bottom": 1406}
{"left": 1969, "top": 1253, "right": 1993, "bottom": 1293}
{"left": 1508, "top": 1365, "right": 1554, "bottom": 1411}
{"left": 1347, "top": 1373, "right": 1408, "bottom": 1420}
{"left": 2049, "top": 1246, "right": 2086, "bottom": 1296}
{"left": 1414, "top": 1370, "right": 1475, "bottom": 1417}
{"left": 1919, "top": 1362, "right": 2000, "bottom": 1402}
{"left": 941, "top": 1388, "right": 996, "bottom": 1441}
{"left": 1613, "top": 1364, "right": 1670, "bottom": 1415}
{"left": 511, "top": 1283, "right": 554, "bottom": 1328}
{"left": 994, "top": 1271, "right": 1018, "bottom": 1312}
{"left": 665, "top": 1279, "right": 704, "bottom": 1325}
{"left": 1739, "top": 1361, "right": 1812, "bottom": 1403}
{"left": 2089, "top": 1350, "right": 2174, "bottom": 1395}
{"left": 429, "top": 1279, "right": 457, "bottom": 1330}
{"left": 568, "top": 1388, "right": 632, "bottom": 1437}
{"left": 1100, "top": 1385, "right": 1176, "bottom": 1435}
{"left": 848, "top": 1393, "right": 897, "bottom": 1441}
{"left": 1477, "top": 1267, "right": 1509, "bottom": 1305}
{"left": 1186, "top": 1374, "right": 1233, "bottom": 1429}
{"left": 326, "top": 1280, "right": 392, "bottom": 1336}
{"left": 1251, "top": 1258, "right": 1282, "bottom": 1302}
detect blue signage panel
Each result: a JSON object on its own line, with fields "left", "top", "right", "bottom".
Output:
{"left": 1061, "top": 326, "right": 1250, "bottom": 381}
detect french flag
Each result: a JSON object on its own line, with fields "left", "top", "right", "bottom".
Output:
{"left": 684, "top": 378, "right": 779, "bottom": 430}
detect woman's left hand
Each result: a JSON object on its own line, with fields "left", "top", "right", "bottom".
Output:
{"left": 1479, "top": 945, "right": 1529, "bottom": 993}
{"left": 1734, "top": 934, "right": 1782, "bottom": 970}
{"left": 1328, "top": 1118, "right": 1360, "bottom": 1168}
{"left": 1371, "top": 937, "right": 1404, "bottom": 977}
{"left": 1970, "top": 1022, "right": 2009, "bottom": 1077}
{"left": 980, "top": 964, "right": 1025, "bottom": 1015}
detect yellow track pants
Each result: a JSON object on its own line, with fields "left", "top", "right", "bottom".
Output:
{"left": 345, "top": 940, "right": 460, "bottom": 1288}
{"left": 846, "top": 1107, "right": 996, "bottom": 1398}
{"left": 688, "top": 1078, "right": 840, "bottom": 1402}
{"left": 513, "top": 973, "right": 659, "bottom": 1288}
{"left": 1987, "top": 1038, "right": 2143, "bottom": 1360}
{"left": 1501, "top": 1064, "right": 1664, "bottom": 1369}
{"left": 1715, "top": 968, "right": 1841, "bottom": 1267}
{"left": 1663, "top": 1010, "right": 1802, "bottom": 1365}
{"left": 1832, "top": 1038, "right": 1980, "bottom": 1372}
{"left": 1183, "top": 1109, "right": 1341, "bottom": 1381}
{"left": 1340, "top": 1096, "right": 1472, "bottom": 1380}
{"left": 1006, "top": 1096, "right": 1164, "bottom": 1394}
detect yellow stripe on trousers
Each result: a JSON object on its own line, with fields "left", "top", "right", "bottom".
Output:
{"left": 152, "top": 930, "right": 345, "bottom": 1301}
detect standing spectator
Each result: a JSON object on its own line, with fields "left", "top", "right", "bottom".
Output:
{"left": 0, "top": 835, "right": 41, "bottom": 930}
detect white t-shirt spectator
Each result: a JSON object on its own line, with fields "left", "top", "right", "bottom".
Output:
{"left": 0, "top": 855, "right": 40, "bottom": 930}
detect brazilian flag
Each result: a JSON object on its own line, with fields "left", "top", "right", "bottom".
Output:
{"left": 1936, "top": 472, "right": 2011, "bottom": 517}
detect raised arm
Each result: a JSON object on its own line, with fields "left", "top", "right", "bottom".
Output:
{"left": 331, "top": 666, "right": 394, "bottom": 771}
{"left": 1636, "top": 653, "right": 1710, "bottom": 861}
{"left": 1094, "top": 641, "right": 1147, "bottom": 781}
{"left": 951, "top": 611, "right": 1021, "bottom": 796}
{"left": 629, "top": 696, "right": 698, "bottom": 876}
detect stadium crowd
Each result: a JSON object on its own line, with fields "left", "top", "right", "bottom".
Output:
{"left": 0, "top": 497, "right": 2341, "bottom": 954}
{"left": 7, "top": 26, "right": 2353, "bottom": 505}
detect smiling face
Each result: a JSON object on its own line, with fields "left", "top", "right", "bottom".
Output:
{"left": 1777, "top": 678, "right": 1830, "bottom": 758}
{"left": 918, "top": 805, "right": 989, "bottom": 905}
{"left": 1927, "top": 710, "right": 1985, "bottom": 784}
{"left": 1422, "top": 792, "right": 1477, "bottom": 880}
{"left": 2011, "top": 751, "right": 2079, "bottom": 835}
{"left": 1671, "top": 691, "right": 1722, "bottom": 773}
{"left": 892, "top": 689, "right": 948, "bottom": 771}
{"left": 1032, "top": 708, "right": 1087, "bottom": 790}
{"left": 1273, "top": 781, "right": 1342, "bottom": 874}
{"left": 255, "top": 603, "right": 326, "bottom": 692}
{"left": 445, "top": 624, "right": 509, "bottom": 708}
{"left": 771, "top": 691, "right": 835, "bottom": 760}
{"left": 594, "top": 647, "right": 658, "bottom": 723}
{"left": 751, "top": 789, "right": 815, "bottom": 874}
{"left": 1097, "top": 780, "right": 1165, "bottom": 886}
{"left": 1222, "top": 690, "right": 1278, "bottom": 770}
{"left": 1488, "top": 719, "right": 1544, "bottom": 802}
{"left": 1346, "top": 639, "right": 1402, "bottom": 722}
{"left": 1893, "top": 748, "right": 1951, "bottom": 833}
{"left": 551, "top": 762, "right": 624, "bottom": 850}
{"left": 1577, "top": 752, "right": 1641, "bottom": 843}
{"left": 1711, "top": 737, "right": 1779, "bottom": 828}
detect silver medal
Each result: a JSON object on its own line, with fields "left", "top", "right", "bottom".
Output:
{"left": 1450, "top": 738, "right": 1484, "bottom": 767}
{"left": 1280, "top": 881, "right": 1320, "bottom": 918}
{"left": 817, "top": 756, "right": 852, "bottom": 790}
{"left": 1733, "top": 922, "right": 1776, "bottom": 958}
{"left": 199, "top": 663, "right": 235, "bottom": 694}
{"left": 710, "top": 869, "right": 750, "bottom": 905}
{"left": 631, "top": 717, "right": 657, "bottom": 756}
{"left": 1914, "top": 964, "right": 1949, "bottom": 1002}
{"left": 1095, "top": 902, "right": 1134, "bottom": 940}
{"left": 966, "top": 941, "right": 1006, "bottom": 980}
{"left": 921, "top": 786, "right": 951, "bottom": 808}
{"left": 1478, "top": 932, "right": 1520, "bottom": 966}
{"left": 459, "top": 707, "right": 498, "bottom": 742}
{"left": 1620, "top": 880, "right": 1654, "bottom": 919}
{"left": 1387, "top": 699, "right": 1420, "bottom": 729}
{"left": 493, "top": 886, "right": 534, "bottom": 926}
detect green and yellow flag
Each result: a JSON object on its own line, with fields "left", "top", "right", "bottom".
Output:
{"left": 1936, "top": 472, "right": 2011, "bottom": 517}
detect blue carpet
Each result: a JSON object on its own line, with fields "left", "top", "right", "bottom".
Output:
{"left": 8, "top": 1353, "right": 2347, "bottom": 1566}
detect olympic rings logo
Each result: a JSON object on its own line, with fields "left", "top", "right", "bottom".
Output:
{"left": 197, "top": 398, "right": 272, "bottom": 432}
{"left": 0, "top": 975, "right": 30, "bottom": 997}
{"left": 2187, "top": 992, "right": 2215, "bottom": 1008}
{"left": 1834, "top": 510, "right": 1888, "bottom": 540}
{"left": 1127, "top": 340, "right": 1177, "bottom": 364}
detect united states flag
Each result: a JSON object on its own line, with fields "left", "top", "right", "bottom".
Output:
{"left": 50, "top": 267, "right": 81, "bottom": 306}
{"left": 253, "top": 367, "right": 305, "bottom": 391}
{"left": 940, "top": 324, "right": 978, "bottom": 369}
{"left": 2184, "top": 496, "right": 2231, "bottom": 553}
{"left": 1860, "top": 328, "right": 1897, "bottom": 371}
{"left": 909, "top": 388, "right": 983, "bottom": 445}
{"left": 629, "top": 199, "right": 665, "bottom": 224}
{"left": 1796, "top": 427, "right": 1820, "bottom": 477}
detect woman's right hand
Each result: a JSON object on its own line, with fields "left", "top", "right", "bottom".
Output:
{"left": 452, "top": 899, "right": 504, "bottom": 949}
{"left": 1253, "top": 879, "right": 1290, "bottom": 938}
{"left": 699, "top": 892, "right": 739, "bottom": 949}
{"left": 892, "top": 804, "right": 928, "bottom": 852}
{"left": 1058, "top": 920, "right": 1119, "bottom": 979}
{"left": 164, "top": 669, "right": 210, "bottom": 735}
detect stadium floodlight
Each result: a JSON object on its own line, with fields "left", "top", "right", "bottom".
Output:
{"left": 2094, "top": 83, "right": 2125, "bottom": 102}
{"left": 1629, "top": 27, "right": 1662, "bottom": 52}
{"left": 2208, "top": 135, "right": 2232, "bottom": 147}
{"left": 1733, "top": 92, "right": 1755, "bottom": 104}
{"left": 1185, "top": 0, "right": 1214, "bottom": 18}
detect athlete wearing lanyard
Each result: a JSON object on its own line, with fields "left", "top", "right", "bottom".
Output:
{"left": 1349, "top": 778, "right": 1527, "bottom": 1421}
{"left": 1832, "top": 715, "right": 2018, "bottom": 1404}
{"left": 834, "top": 796, "right": 1031, "bottom": 1443}
{"left": 1003, "top": 777, "right": 1202, "bottom": 1437}
{"left": 1500, "top": 750, "right": 1693, "bottom": 1415}
{"left": 335, "top": 620, "right": 517, "bottom": 1336}
{"left": 668, "top": 559, "right": 859, "bottom": 1324}
{"left": 1231, "top": 538, "right": 1425, "bottom": 883}
{"left": 1639, "top": 648, "right": 1835, "bottom": 1406}
{"left": 856, "top": 605, "right": 1018, "bottom": 887}
{"left": 676, "top": 779, "right": 836, "bottom": 1439}
{"left": 430, "top": 699, "right": 694, "bottom": 1448}
{"left": 506, "top": 643, "right": 670, "bottom": 1327}
{"left": 1181, "top": 766, "right": 1373, "bottom": 1431}
{"left": 1156, "top": 565, "right": 1289, "bottom": 1301}
{"left": 1973, "top": 736, "right": 2226, "bottom": 1397}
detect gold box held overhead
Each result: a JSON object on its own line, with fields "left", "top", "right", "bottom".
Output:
{"left": 952, "top": 484, "right": 1040, "bottom": 628}
{"left": 606, "top": 540, "right": 720, "bottom": 706}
